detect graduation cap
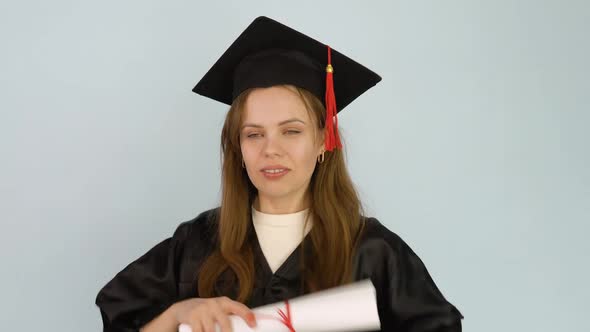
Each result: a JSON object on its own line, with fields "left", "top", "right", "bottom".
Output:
{"left": 193, "top": 16, "right": 381, "bottom": 151}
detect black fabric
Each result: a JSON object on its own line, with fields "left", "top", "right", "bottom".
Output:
{"left": 233, "top": 49, "right": 325, "bottom": 103}
{"left": 95, "top": 208, "right": 463, "bottom": 331}
{"left": 192, "top": 16, "right": 382, "bottom": 112}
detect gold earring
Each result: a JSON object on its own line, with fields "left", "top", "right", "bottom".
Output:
{"left": 317, "top": 150, "right": 325, "bottom": 164}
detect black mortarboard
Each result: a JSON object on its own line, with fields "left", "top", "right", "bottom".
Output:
{"left": 192, "top": 16, "right": 382, "bottom": 151}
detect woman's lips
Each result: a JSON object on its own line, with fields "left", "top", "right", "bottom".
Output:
{"left": 261, "top": 168, "right": 290, "bottom": 179}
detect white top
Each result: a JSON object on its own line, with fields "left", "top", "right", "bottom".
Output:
{"left": 251, "top": 206, "right": 313, "bottom": 273}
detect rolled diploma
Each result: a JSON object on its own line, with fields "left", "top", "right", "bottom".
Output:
{"left": 178, "top": 279, "right": 380, "bottom": 332}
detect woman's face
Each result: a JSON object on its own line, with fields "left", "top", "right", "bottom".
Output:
{"left": 240, "top": 86, "right": 324, "bottom": 207}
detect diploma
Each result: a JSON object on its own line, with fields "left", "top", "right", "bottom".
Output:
{"left": 178, "top": 279, "right": 380, "bottom": 332}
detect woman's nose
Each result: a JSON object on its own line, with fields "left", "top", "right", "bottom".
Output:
{"left": 262, "top": 134, "right": 283, "bottom": 156}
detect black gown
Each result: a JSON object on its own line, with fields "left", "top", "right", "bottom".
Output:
{"left": 95, "top": 208, "right": 463, "bottom": 332}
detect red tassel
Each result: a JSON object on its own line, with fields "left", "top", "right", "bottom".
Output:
{"left": 325, "top": 45, "right": 342, "bottom": 151}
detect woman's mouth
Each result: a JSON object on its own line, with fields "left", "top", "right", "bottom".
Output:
{"left": 261, "top": 168, "right": 290, "bottom": 179}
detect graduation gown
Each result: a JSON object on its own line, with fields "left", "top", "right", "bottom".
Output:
{"left": 95, "top": 208, "right": 463, "bottom": 332}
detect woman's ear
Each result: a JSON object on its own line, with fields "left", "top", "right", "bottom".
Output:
{"left": 316, "top": 128, "right": 326, "bottom": 154}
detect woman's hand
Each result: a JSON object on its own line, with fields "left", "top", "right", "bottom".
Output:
{"left": 173, "top": 297, "right": 257, "bottom": 332}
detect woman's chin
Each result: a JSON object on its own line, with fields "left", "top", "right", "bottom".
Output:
{"left": 255, "top": 186, "right": 297, "bottom": 200}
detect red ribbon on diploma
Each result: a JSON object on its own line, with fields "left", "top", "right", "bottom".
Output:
{"left": 255, "top": 300, "right": 296, "bottom": 332}
{"left": 277, "top": 300, "right": 296, "bottom": 332}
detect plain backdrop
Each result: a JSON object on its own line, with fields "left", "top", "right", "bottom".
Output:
{"left": 1, "top": 1, "right": 588, "bottom": 331}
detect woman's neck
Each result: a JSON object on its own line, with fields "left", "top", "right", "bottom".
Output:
{"left": 253, "top": 194, "right": 310, "bottom": 214}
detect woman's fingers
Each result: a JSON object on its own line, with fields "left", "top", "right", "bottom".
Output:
{"left": 218, "top": 297, "right": 257, "bottom": 328}
{"left": 199, "top": 312, "right": 217, "bottom": 332}
{"left": 210, "top": 305, "right": 233, "bottom": 332}
{"left": 189, "top": 321, "right": 204, "bottom": 332}
{"left": 177, "top": 296, "right": 255, "bottom": 332}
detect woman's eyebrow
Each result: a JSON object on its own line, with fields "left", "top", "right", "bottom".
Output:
{"left": 278, "top": 118, "right": 306, "bottom": 126}
{"left": 241, "top": 123, "right": 263, "bottom": 129}
{"left": 241, "top": 118, "right": 306, "bottom": 129}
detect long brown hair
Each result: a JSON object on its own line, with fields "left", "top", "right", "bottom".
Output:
{"left": 198, "top": 85, "right": 365, "bottom": 302}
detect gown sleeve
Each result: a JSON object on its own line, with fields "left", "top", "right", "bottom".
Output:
{"left": 358, "top": 218, "right": 464, "bottom": 332}
{"left": 95, "top": 220, "right": 192, "bottom": 332}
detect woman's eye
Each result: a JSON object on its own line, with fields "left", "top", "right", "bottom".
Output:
{"left": 247, "top": 133, "right": 261, "bottom": 138}
{"left": 285, "top": 130, "right": 301, "bottom": 135}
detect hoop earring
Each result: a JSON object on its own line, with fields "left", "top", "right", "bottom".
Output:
{"left": 317, "top": 151, "right": 325, "bottom": 164}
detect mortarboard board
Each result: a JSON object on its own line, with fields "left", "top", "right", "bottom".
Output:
{"left": 192, "top": 16, "right": 381, "bottom": 151}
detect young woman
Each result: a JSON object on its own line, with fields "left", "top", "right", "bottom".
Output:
{"left": 96, "top": 16, "right": 463, "bottom": 332}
